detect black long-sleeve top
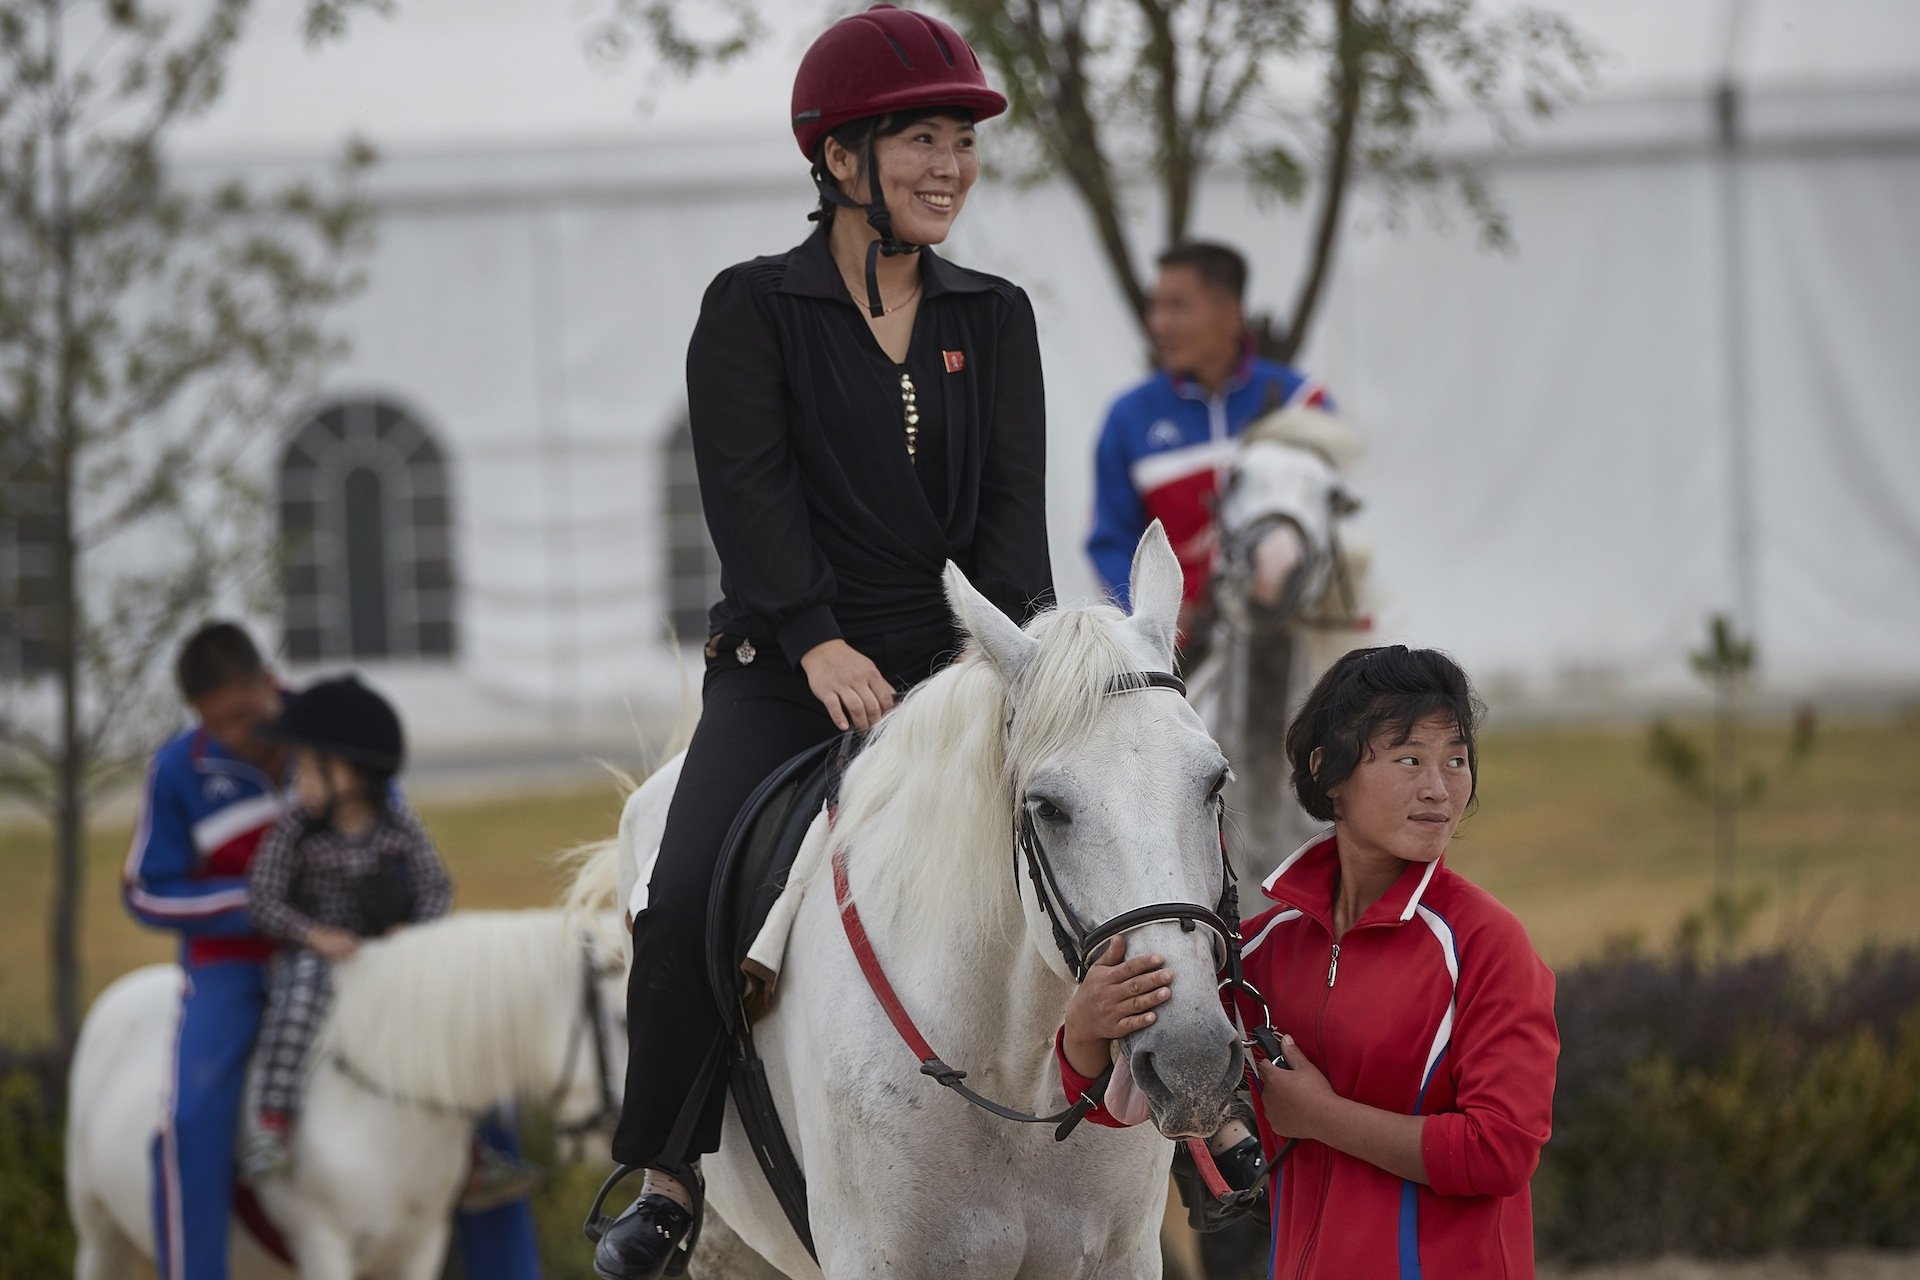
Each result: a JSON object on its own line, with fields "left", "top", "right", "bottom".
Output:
{"left": 686, "top": 226, "right": 1053, "bottom": 666}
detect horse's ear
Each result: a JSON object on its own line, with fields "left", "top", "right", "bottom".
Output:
{"left": 945, "top": 561, "right": 1037, "bottom": 680}
{"left": 1127, "top": 520, "right": 1183, "bottom": 664}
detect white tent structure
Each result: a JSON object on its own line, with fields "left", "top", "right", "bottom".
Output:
{"left": 161, "top": 0, "right": 1920, "bottom": 754}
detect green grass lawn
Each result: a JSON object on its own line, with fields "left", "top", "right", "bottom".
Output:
{"left": 1, "top": 716, "right": 1916, "bottom": 1044}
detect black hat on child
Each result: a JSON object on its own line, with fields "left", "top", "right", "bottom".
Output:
{"left": 258, "top": 675, "right": 406, "bottom": 774}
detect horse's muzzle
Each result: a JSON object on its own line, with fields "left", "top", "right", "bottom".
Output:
{"left": 1128, "top": 1034, "right": 1244, "bottom": 1139}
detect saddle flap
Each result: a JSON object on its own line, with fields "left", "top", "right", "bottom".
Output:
{"left": 704, "top": 735, "right": 852, "bottom": 1027}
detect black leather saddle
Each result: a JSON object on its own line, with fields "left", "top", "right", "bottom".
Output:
{"left": 704, "top": 734, "right": 853, "bottom": 1030}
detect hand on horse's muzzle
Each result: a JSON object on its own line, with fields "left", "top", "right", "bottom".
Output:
{"left": 1061, "top": 936, "right": 1173, "bottom": 1078}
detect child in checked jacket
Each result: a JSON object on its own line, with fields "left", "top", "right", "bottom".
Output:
{"left": 241, "top": 676, "right": 452, "bottom": 1176}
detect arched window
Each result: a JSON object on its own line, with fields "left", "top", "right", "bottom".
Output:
{"left": 280, "top": 398, "right": 456, "bottom": 662}
{"left": 661, "top": 416, "right": 721, "bottom": 645}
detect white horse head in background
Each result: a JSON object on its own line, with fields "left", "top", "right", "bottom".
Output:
{"left": 607, "top": 522, "right": 1244, "bottom": 1277}
{"left": 1192, "top": 404, "right": 1372, "bottom": 884}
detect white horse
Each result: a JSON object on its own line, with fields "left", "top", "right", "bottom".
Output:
{"left": 65, "top": 908, "right": 628, "bottom": 1280}
{"left": 1189, "top": 405, "right": 1371, "bottom": 886}
{"left": 607, "top": 524, "right": 1245, "bottom": 1279}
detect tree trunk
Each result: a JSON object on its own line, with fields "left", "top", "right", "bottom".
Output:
{"left": 1279, "top": 0, "right": 1362, "bottom": 364}
{"left": 52, "top": 752, "right": 84, "bottom": 1048}
{"left": 46, "top": 3, "right": 86, "bottom": 1050}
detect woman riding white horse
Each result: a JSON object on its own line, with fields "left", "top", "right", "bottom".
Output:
{"left": 607, "top": 526, "right": 1247, "bottom": 1278}
{"left": 595, "top": 7, "right": 1056, "bottom": 1275}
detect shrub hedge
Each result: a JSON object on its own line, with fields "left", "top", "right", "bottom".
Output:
{"left": 1536, "top": 942, "right": 1920, "bottom": 1263}
{"left": 0, "top": 1047, "right": 74, "bottom": 1279}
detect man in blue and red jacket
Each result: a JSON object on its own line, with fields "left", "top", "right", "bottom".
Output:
{"left": 123, "top": 622, "right": 291, "bottom": 1280}
{"left": 1087, "top": 242, "right": 1331, "bottom": 630}
{"left": 124, "top": 623, "right": 542, "bottom": 1280}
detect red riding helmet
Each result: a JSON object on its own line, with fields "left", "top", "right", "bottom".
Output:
{"left": 791, "top": 4, "right": 1008, "bottom": 161}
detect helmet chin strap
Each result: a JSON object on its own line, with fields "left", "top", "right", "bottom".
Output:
{"left": 813, "top": 136, "right": 919, "bottom": 318}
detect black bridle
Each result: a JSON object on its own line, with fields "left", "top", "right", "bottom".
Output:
{"left": 826, "top": 665, "right": 1279, "bottom": 1153}
{"left": 1014, "top": 669, "right": 1281, "bottom": 1073}
{"left": 551, "top": 946, "right": 623, "bottom": 1140}
{"left": 1014, "top": 670, "right": 1242, "bottom": 983}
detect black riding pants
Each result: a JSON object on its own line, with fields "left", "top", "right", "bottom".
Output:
{"left": 610, "top": 624, "right": 957, "bottom": 1169}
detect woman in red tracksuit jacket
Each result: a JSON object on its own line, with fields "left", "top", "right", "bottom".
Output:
{"left": 1060, "top": 645, "right": 1559, "bottom": 1279}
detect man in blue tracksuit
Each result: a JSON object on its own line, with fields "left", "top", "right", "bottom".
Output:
{"left": 1086, "top": 242, "right": 1331, "bottom": 626}
{"left": 124, "top": 622, "right": 542, "bottom": 1279}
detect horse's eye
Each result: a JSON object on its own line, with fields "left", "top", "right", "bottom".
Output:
{"left": 1033, "top": 798, "right": 1066, "bottom": 822}
{"left": 1208, "top": 768, "right": 1231, "bottom": 798}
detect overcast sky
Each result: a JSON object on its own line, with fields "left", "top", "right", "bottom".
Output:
{"left": 173, "top": 0, "right": 1920, "bottom": 159}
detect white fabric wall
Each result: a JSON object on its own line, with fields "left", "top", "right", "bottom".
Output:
{"left": 181, "top": 99, "right": 1920, "bottom": 747}
{"left": 970, "top": 136, "right": 1920, "bottom": 703}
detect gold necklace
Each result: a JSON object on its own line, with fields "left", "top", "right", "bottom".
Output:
{"left": 846, "top": 277, "right": 922, "bottom": 316}
{"left": 882, "top": 283, "right": 922, "bottom": 316}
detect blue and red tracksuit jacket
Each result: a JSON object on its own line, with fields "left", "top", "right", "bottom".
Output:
{"left": 1062, "top": 832, "right": 1558, "bottom": 1279}
{"left": 123, "top": 727, "right": 287, "bottom": 966}
{"left": 1087, "top": 351, "right": 1330, "bottom": 610}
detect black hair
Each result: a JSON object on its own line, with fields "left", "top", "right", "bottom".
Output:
{"left": 1284, "top": 645, "right": 1484, "bottom": 822}
{"left": 809, "top": 106, "right": 977, "bottom": 224}
{"left": 1157, "top": 241, "right": 1248, "bottom": 301}
{"left": 174, "top": 622, "right": 265, "bottom": 702}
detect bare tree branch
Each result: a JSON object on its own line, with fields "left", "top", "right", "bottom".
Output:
{"left": 1281, "top": 0, "right": 1360, "bottom": 362}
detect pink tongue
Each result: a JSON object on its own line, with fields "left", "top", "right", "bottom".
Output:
{"left": 1105, "top": 1050, "right": 1154, "bottom": 1126}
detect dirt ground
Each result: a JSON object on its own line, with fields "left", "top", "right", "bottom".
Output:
{"left": 1539, "top": 1252, "right": 1920, "bottom": 1280}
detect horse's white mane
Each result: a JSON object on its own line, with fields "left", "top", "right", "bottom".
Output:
{"left": 323, "top": 910, "right": 580, "bottom": 1111}
{"left": 821, "top": 602, "right": 1141, "bottom": 950}
{"left": 559, "top": 833, "right": 630, "bottom": 961}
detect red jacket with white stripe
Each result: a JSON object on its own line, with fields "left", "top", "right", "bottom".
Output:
{"left": 1240, "top": 833, "right": 1558, "bottom": 1279}
{"left": 1060, "top": 831, "right": 1557, "bottom": 1279}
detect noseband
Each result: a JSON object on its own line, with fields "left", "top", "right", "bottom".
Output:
{"left": 1015, "top": 670, "right": 1241, "bottom": 981}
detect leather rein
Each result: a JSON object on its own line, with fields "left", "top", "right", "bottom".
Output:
{"left": 834, "top": 668, "right": 1269, "bottom": 1142}
{"left": 550, "top": 946, "right": 623, "bottom": 1139}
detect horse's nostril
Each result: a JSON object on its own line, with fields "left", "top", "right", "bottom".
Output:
{"left": 1130, "top": 1049, "right": 1160, "bottom": 1096}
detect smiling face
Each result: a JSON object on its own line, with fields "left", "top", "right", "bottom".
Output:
{"left": 1148, "top": 264, "right": 1245, "bottom": 387}
{"left": 825, "top": 112, "right": 978, "bottom": 245}
{"left": 1321, "top": 713, "right": 1473, "bottom": 868}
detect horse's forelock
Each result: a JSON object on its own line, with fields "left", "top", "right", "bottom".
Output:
{"left": 1001, "top": 605, "right": 1140, "bottom": 787}
{"left": 822, "top": 601, "right": 1142, "bottom": 951}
